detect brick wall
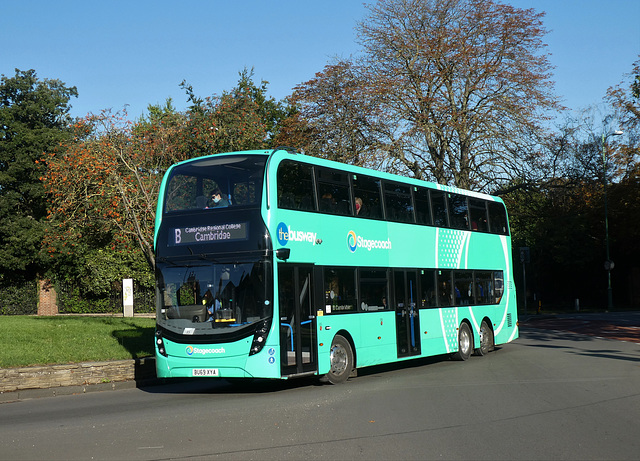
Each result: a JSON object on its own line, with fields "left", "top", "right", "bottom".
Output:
{"left": 37, "top": 279, "right": 58, "bottom": 316}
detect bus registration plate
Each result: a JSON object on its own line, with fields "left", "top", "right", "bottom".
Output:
{"left": 192, "top": 369, "right": 219, "bottom": 377}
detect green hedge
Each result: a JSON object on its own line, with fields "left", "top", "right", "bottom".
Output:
{"left": 56, "top": 281, "right": 155, "bottom": 314}
{"left": 0, "top": 280, "right": 38, "bottom": 315}
{"left": 0, "top": 279, "right": 154, "bottom": 315}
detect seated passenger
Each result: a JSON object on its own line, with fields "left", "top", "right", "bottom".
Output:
{"left": 355, "top": 197, "right": 363, "bottom": 215}
{"left": 210, "top": 188, "right": 229, "bottom": 207}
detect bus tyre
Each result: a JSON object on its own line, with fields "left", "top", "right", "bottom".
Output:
{"left": 475, "top": 320, "right": 494, "bottom": 356}
{"left": 453, "top": 322, "right": 472, "bottom": 361}
{"left": 326, "top": 335, "right": 353, "bottom": 384}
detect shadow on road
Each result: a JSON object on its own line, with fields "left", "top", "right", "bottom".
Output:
{"left": 518, "top": 327, "right": 640, "bottom": 363}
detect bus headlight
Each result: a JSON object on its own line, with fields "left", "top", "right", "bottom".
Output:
{"left": 249, "top": 318, "right": 271, "bottom": 356}
{"left": 155, "top": 330, "right": 167, "bottom": 357}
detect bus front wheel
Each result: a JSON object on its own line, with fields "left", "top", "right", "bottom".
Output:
{"left": 453, "top": 322, "right": 472, "bottom": 361}
{"left": 325, "top": 334, "right": 353, "bottom": 384}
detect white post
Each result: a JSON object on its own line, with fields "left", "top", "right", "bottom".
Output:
{"left": 123, "top": 278, "right": 134, "bottom": 317}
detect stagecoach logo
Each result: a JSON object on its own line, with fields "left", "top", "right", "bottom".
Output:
{"left": 276, "top": 222, "right": 317, "bottom": 246}
{"left": 185, "top": 345, "right": 226, "bottom": 355}
{"left": 347, "top": 231, "right": 357, "bottom": 252}
{"left": 347, "top": 230, "right": 392, "bottom": 253}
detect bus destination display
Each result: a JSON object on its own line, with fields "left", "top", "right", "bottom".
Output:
{"left": 170, "top": 223, "right": 248, "bottom": 246}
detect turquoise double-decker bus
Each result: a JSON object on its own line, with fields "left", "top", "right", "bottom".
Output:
{"left": 154, "top": 148, "right": 518, "bottom": 384}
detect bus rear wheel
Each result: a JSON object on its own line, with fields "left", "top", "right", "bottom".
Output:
{"left": 475, "top": 320, "right": 494, "bottom": 356}
{"left": 325, "top": 334, "right": 353, "bottom": 384}
{"left": 453, "top": 322, "right": 472, "bottom": 361}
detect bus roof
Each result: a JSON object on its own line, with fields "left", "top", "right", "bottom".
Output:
{"left": 172, "top": 148, "right": 502, "bottom": 203}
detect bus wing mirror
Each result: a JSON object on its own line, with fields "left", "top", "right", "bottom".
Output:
{"left": 276, "top": 248, "right": 290, "bottom": 261}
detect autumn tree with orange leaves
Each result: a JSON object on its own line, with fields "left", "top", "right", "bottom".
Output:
{"left": 43, "top": 109, "right": 178, "bottom": 277}
{"left": 43, "top": 74, "right": 277, "bottom": 292}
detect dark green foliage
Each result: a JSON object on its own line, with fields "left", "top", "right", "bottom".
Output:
{"left": 0, "top": 279, "right": 37, "bottom": 315}
{"left": 504, "top": 178, "right": 640, "bottom": 310}
{"left": 0, "top": 69, "right": 77, "bottom": 282}
{"left": 232, "top": 68, "right": 292, "bottom": 146}
{"left": 56, "top": 280, "right": 154, "bottom": 314}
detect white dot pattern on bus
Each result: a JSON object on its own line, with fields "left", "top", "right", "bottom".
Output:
{"left": 439, "top": 307, "right": 459, "bottom": 352}
{"left": 437, "top": 228, "right": 467, "bottom": 268}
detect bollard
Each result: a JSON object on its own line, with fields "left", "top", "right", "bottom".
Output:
{"left": 123, "top": 278, "right": 134, "bottom": 317}
{"left": 575, "top": 298, "right": 580, "bottom": 312}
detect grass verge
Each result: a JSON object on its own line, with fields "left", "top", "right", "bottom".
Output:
{"left": 0, "top": 316, "right": 155, "bottom": 368}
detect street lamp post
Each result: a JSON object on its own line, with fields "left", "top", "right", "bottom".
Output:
{"left": 602, "top": 130, "right": 623, "bottom": 312}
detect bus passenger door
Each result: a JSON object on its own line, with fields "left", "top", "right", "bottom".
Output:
{"left": 394, "top": 270, "right": 421, "bottom": 358}
{"left": 278, "top": 265, "right": 317, "bottom": 376}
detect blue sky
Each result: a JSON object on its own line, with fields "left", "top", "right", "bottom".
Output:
{"left": 2, "top": 0, "right": 638, "bottom": 121}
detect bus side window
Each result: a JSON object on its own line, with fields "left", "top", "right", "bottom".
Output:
{"left": 437, "top": 270, "right": 453, "bottom": 307}
{"left": 469, "top": 199, "right": 488, "bottom": 232}
{"left": 384, "top": 181, "right": 414, "bottom": 223}
{"left": 359, "top": 269, "right": 389, "bottom": 311}
{"left": 453, "top": 270, "right": 474, "bottom": 305}
{"left": 448, "top": 193, "right": 469, "bottom": 230}
{"left": 316, "top": 168, "right": 351, "bottom": 216}
{"left": 488, "top": 201, "right": 509, "bottom": 235}
{"left": 419, "top": 269, "right": 437, "bottom": 307}
{"left": 430, "top": 190, "right": 448, "bottom": 227}
{"left": 493, "top": 270, "right": 505, "bottom": 304}
{"left": 475, "top": 271, "right": 493, "bottom": 304}
{"left": 317, "top": 184, "right": 337, "bottom": 213}
{"left": 277, "top": 160, "right": 315, "bottom": 211}
{"left": 353, "top": 174, "right": 382, "bottom": 219}
{"left": 324, "top": 267, "right": 357, "bottom": 313}
{"left": 414, "top": 187, "right": 432, "bottom": 225}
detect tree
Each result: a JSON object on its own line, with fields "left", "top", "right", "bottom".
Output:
{"left": 278, "top": 61, "right": 393, "bottom": 170}
{"left": 181, "top": 68, "right": 289, "bottom": 151}
{"left": 286, "top": 0, "right": 561, "bottom": 191}
{"left": 0, "top": 69, "right": 77, "bottom": 282}
{"left": 180, "top": 81, "right": 266, "bottom": 156}
{"left": 502, "top": 105, "right": 640, "bottom": 309}
{"left": 606, "top": 56, "right": 640, "bottom": 181}
{"left": 363, "top": 0, "right": 565, "bottom": 189}
{"left": 44, "top": 72, "right": 272, "bottom": 276}
{"left": 232, "top": 68, "right": 292, "bottom": 147}
{"left": 44, "top": 104, "right": 198, "bottom": 275}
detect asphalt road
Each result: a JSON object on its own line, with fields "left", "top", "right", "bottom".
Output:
{"left": 522, "top": 311, "right": 640, "bottom": 344}
{"left": 1, "top": 323, "right": 639, "bottom": 460}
